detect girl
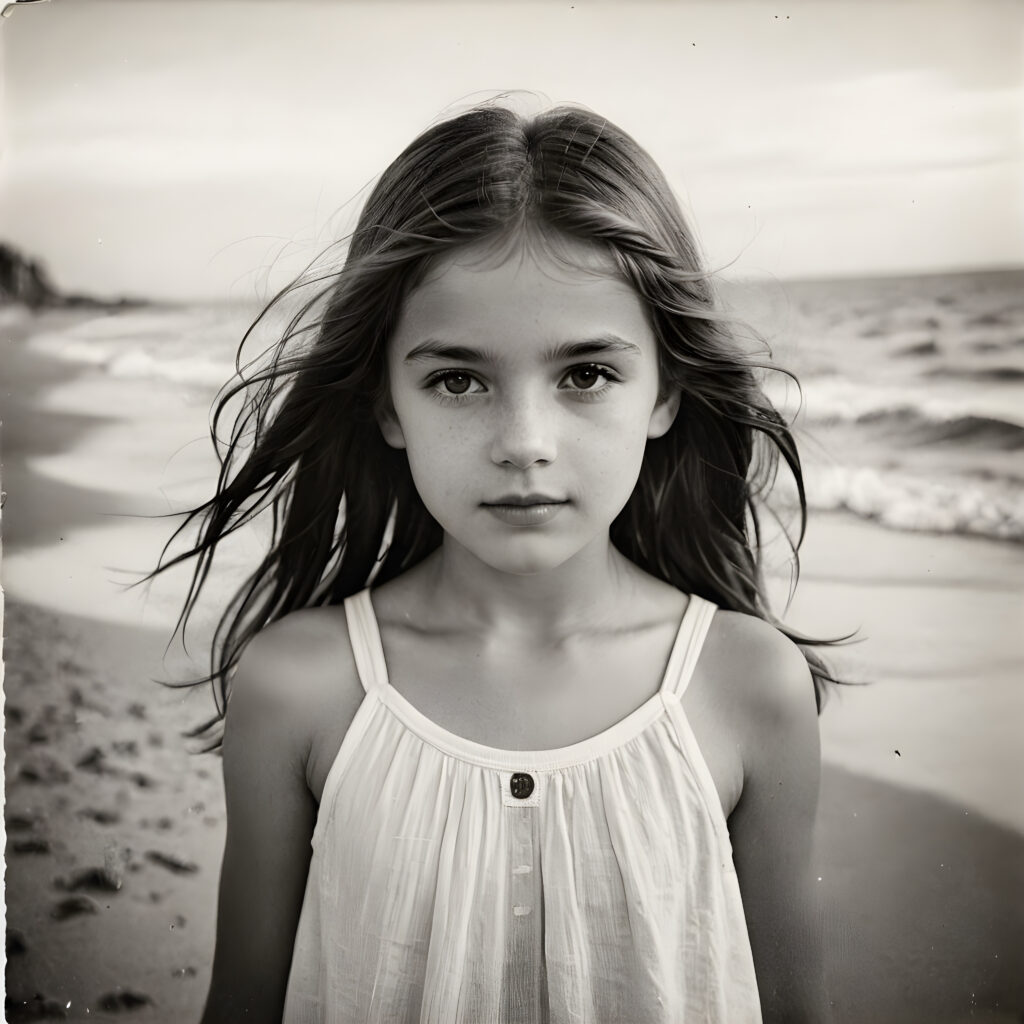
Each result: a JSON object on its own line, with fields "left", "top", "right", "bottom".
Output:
{"left": 166, "top": 100, "right": 833, "bottom": 1023}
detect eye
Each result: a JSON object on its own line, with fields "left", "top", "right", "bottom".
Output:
{"left": 427, "top": 370, "right": 485, "bottom": 398}
{"left": 560, "top": 364, "right": 615, "bottom": 391}
{"left": 440, "top": 371, "right": 472, "bottom": 395}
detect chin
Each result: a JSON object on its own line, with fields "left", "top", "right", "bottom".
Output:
{"left": 467, "top": 534, "right": 593, "bottom": 578}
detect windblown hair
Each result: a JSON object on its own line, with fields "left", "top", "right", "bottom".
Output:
{"left": 156, "top": 100, "right": 839, "bottom": 748}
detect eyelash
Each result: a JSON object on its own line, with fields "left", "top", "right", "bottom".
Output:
{"left": 424, "top": 364, "right": 622, "bottom": 405}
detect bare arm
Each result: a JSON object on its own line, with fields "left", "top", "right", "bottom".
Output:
{"left": 727, "top": 623, "right": 827, "bottom": 1024}
{"left": 199, "top": 628, "right": 318, "bottom": 1024}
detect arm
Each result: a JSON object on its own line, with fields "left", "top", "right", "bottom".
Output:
{"left": 726, "top": 623, "right": 827, "bottom": 1024}
{"left": 199, "top": 627, "right": 318, "bottom": 1024}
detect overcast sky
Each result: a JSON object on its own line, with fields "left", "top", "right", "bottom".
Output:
{"left": 1, "top": 0, "right": 1021, "bottom": 301}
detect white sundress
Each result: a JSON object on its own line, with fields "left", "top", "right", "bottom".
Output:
{"left": 282, "top": 589, "right": 762, "bottom": 1023}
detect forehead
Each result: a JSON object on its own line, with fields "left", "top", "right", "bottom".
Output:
{"left": 392, "top": 233, "right": 655, "bottom": 351}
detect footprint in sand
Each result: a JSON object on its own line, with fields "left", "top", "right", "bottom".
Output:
{"left": 145, "top": 850, "right": 199, "bottom": 875}
{"left": 27, "top": 723, "right": 52, "bottom": 745}
{"left": 140, "top": 816, "right": 175, "bottom": 831}
{"left": 56, "top": 866, "right": 123, "bottom": 893}
{"left": 77, "top": 807, "right": 122, "bottom": 825}
{"left": 18, "top": 757, "right": 71, "bottom": 786}
{"left": 5, "top": 993, "right": 68, "bottom": 1020}
{"left": 74, "top": 747, "right": 110, "bottom": 774}
{"left": 97, "top": 989, "right": 152, "bottom": 1011}
{"left": 6, "top": 929, "right": 27, "bottom": 956}
{"left": 9, "top": 838, "right": 52, "bottom": 856}
{"left": 5, "top": 814, "right": 39, "bottom": 832}
{"left": 50, "top": 894, "right": 100, "bottom": 920}
{"left": 67, "top": 685, "right": 108, "bottom": 715}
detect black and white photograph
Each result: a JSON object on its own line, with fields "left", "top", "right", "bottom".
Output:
{"left": 2, "top": 1, "right": 1022, "bottom": 1021}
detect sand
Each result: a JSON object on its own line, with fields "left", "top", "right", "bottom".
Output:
{"left": 3, "top": 307, "right": 1023, "bottom": 1022}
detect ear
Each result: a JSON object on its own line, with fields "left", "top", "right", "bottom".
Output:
{"left": 375, "top": 398, "right": 407, "bottom": 450}
{"left": 647, "top": 386, "right": 681, "bottom": 439}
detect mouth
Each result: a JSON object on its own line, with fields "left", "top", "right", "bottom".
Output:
{"left": 480, "top": 495, "right": 569, "bottom": 526}
{"left": 481, "top": 494, "right": 568, "bottom": 508}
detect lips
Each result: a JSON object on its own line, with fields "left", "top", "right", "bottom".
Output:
{"left": 482, "top": 494, "right": 567, "bottom": 507}
{"left": 480, "top": 495, "right": 568, "bottom": 526}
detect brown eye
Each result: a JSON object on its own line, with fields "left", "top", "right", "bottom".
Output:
{"left": 442, "top": 372, "right": 472, "bottom": 394}
{"left": 565, "top": 365, "right": 606, "bottom": 390}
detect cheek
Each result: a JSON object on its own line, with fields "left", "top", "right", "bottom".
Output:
{"left": 590, "top": 401, "right": 655, "bottom": 455}
{"left": 574, "top": 429, "right": 648, "bottom": 497}
{"left": 401, "top": 420, "right": 475, "bottom": 490}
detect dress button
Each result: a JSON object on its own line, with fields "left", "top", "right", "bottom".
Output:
{"left": 509, "top": 772, "right": 535, "bottom": 799}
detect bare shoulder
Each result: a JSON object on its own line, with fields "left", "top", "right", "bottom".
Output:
{"left": 230, "top": 606, "right": 359, "bottom": 712}
{"left": 704, "top": 610, "right": 814, "bottom": 713}
{"left": 226, "top": 605, "right": 365, "bottom": 796}
{"left": 696, "top": 609, "right": 818, "bottom": 773}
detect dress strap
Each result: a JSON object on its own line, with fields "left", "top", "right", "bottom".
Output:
{"left": 660, "top": 595, "right": 717, "bottom": 698}
{"left": 343, "top": 589, "right": 390, "bottom": 696}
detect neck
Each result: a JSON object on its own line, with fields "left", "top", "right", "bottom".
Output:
{"left": 420, "top": 533, "right": 642, "bottom": 638}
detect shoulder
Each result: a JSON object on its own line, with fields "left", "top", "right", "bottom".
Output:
{"left": 706, "top": 609, "right": 813, "bottom": 710}
{"left": 699, "top": 609, "right": 818, "bottom": 771}
{"left": 225, "top": 604, "right": 364, "bottom": 768}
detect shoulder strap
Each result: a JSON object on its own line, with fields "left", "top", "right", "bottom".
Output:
{"left": 660, "top": 595, "right": 717, "bottom": 698}
{"left": 342, "top": 589, "right": 390, "bottom": 695}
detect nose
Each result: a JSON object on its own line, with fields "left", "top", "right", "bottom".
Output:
{"left": 489, "top": 393, "right": 557, "bottom": 469}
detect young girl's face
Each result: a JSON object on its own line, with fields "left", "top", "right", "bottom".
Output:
{"left": 379, "top": 232, "right": 679, "bottom": 577}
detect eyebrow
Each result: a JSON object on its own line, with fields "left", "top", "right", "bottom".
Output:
{"left": 403, "top": 334, "right": 644, "bottom": 364}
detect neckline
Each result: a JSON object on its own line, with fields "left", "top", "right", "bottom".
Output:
{"left": 354, "top": 589, "right": 707, "bottom": 772}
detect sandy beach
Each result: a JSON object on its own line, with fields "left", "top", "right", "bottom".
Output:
{"left": 3, "top": 306, "right": 1023, "bottom": 1022}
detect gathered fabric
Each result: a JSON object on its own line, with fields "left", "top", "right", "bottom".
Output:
{"left": 282, "top": 589, "right": 761, "bottom": 1024}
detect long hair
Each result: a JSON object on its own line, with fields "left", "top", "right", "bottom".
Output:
{"left": 155, "top": 101, "right": 839, "bottom": 748}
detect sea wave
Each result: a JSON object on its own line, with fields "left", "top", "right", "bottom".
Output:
{"left": 800, "top": 464, "right": 1024, "bottom": 542}
{"left": 853, "top": 409, "right": 1024, "bottom": 450}
{"left": 27, "top": 313, "right": 240, "bottom": 389}
{"left": 765, "top": 375, "right": 1024, "bottom": 448}
{"left": 924, "top": 365, "right": 1024, "bottom": 383}
{"left": 104, "top": 349, "right": 232, "bottom": 387}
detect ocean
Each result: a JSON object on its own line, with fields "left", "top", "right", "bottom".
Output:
{"left": 730, "top": 270, "right": 1024, "bottom": 543}
{"left": 20, "top": 268, "right": 1024, "bottom": 545}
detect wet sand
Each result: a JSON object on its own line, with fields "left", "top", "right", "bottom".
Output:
{"left": 3, "top": 307, "right": 1023, "bottom": 1022}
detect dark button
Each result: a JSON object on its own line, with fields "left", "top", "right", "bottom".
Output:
{"left": 509, "top": 772, "right": 535, "bottom": 799}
